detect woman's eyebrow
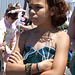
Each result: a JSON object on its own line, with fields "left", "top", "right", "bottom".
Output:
{"left": 29, "top": 3, "right": 43, "bottom": 7}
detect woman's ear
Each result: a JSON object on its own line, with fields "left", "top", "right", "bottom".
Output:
{"left": 50, "top": 6, "right": 58, "bottom": 16}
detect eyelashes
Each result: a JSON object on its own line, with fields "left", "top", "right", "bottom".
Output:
{"left": 29, "top": 6, "right": 43, "bottom": 10}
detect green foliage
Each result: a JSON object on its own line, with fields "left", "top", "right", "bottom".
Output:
{"left": 57, "top": 23, "right": 68, "bottom": 30}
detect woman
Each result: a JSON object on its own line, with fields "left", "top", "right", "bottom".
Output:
{"left": 68, "top": 7, "right": 75, "bottom": 75}
{"left": 6, "top": 0, "right": 70, "bottom": 75}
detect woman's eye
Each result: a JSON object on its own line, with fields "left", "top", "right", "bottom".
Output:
{"left": 36, "top": 6, "right": 42, "bottom": 9}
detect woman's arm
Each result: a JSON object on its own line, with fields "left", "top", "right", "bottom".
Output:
{"left": 16, "top": 24, "right": 37, "bottom": 31}
{"left": 16, "top": 24, "right": 34, "bottom": 31}
{"left": 68, "top": 8, "right": 75, "bottom": 51}
{"left": 6, "top": 62, "right": 26, "bottom": 75}
{"left": 41, "top": 32, "right": 69, "bottom": 75}
{"left": 6, "top": 51, "right": 53, "bottom": 75}
{"left": 8, "top": 9, "right": 25, "bottom": 14}
{"left": 6, "top": 31, "right": 53, "bottom": 75}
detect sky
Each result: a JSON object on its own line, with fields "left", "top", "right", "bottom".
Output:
{"left": 65, "top": 0, "right": 75, "bottom": 2}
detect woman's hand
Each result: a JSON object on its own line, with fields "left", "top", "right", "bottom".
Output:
{"left": 0, "top": 42, "right": 6, "bottom": 53}
{"left": 8, "top": 51, "right": 24, "bottom": 65}
{"left": 39, "top": 59, "right": 53, "bottom": 72}
{"left": 8, "top": 51, "right": 53, "bottom": 73}
{"left": 16, "top": 24, "right": 23, "bottom": 30}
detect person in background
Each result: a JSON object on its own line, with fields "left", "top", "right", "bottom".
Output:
{"left": 14, "top": 2, "right": 35, "bottom": 32}
{"left": 8, "top": 3, "right": 13, "bottom": 8}
{"left": 6, "top": 0, "right": 70, "bottom": 75}
{"left": 0, "top": 6, "right": 19, "bottom": 61}
{"left": 0, "top": 6, "right": 19, "bottom": 74}
{"left": 68, "top": 7, "right": 75, "bottom": 75}
{"left": 2, "top": 3, "right": 13, "bottom": 19}
{"left": 14, "top": 2, "right": 21, "bottom": 9}
{"left": 14, "top": 2, "right": 25, "bottom": 24}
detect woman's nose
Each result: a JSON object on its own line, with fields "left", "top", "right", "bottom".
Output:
{"left": 30, "top": 8, "right": 36, "bottom": 15}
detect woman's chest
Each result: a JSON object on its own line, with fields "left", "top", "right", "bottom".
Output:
{"left": 25, "top": 34, "right": 56, "bottom": 50}
{"left": 23, "top": 45, "right": 55, "bottom": 63}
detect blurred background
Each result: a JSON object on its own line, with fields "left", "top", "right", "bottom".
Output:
{"left": 0, "top": 0, "right": 75, "bottom": 21}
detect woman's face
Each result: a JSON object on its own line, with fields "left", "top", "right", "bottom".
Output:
{"left": 6, "top": 15, "right": 18, "bottom": 24}
{"left": 29, "top": 0, "right": 51, "bottom": 26}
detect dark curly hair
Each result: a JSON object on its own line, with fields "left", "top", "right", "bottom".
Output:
{"left": 47, "top": 0, "right": 70, "bottom": 27}
{"left": 26, "top": 0, "right": 70, "bottom": 27}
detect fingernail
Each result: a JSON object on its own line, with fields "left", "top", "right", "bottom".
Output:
{"left": 15, "top": 51, "right": 18, "bottom": 53}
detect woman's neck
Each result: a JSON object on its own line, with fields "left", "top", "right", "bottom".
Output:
{"left": 36, "top": 22, "right": 55, "bottom": 33}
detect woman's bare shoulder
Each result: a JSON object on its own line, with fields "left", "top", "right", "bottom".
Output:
{"left": 59, "top": 31, "right": 69, "bottom": 38}
{"left": 20, "top": 28, "right": 36, "bottom": 40}
{"left": 56, "top": 30, "right": 69, "bottom": 42}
